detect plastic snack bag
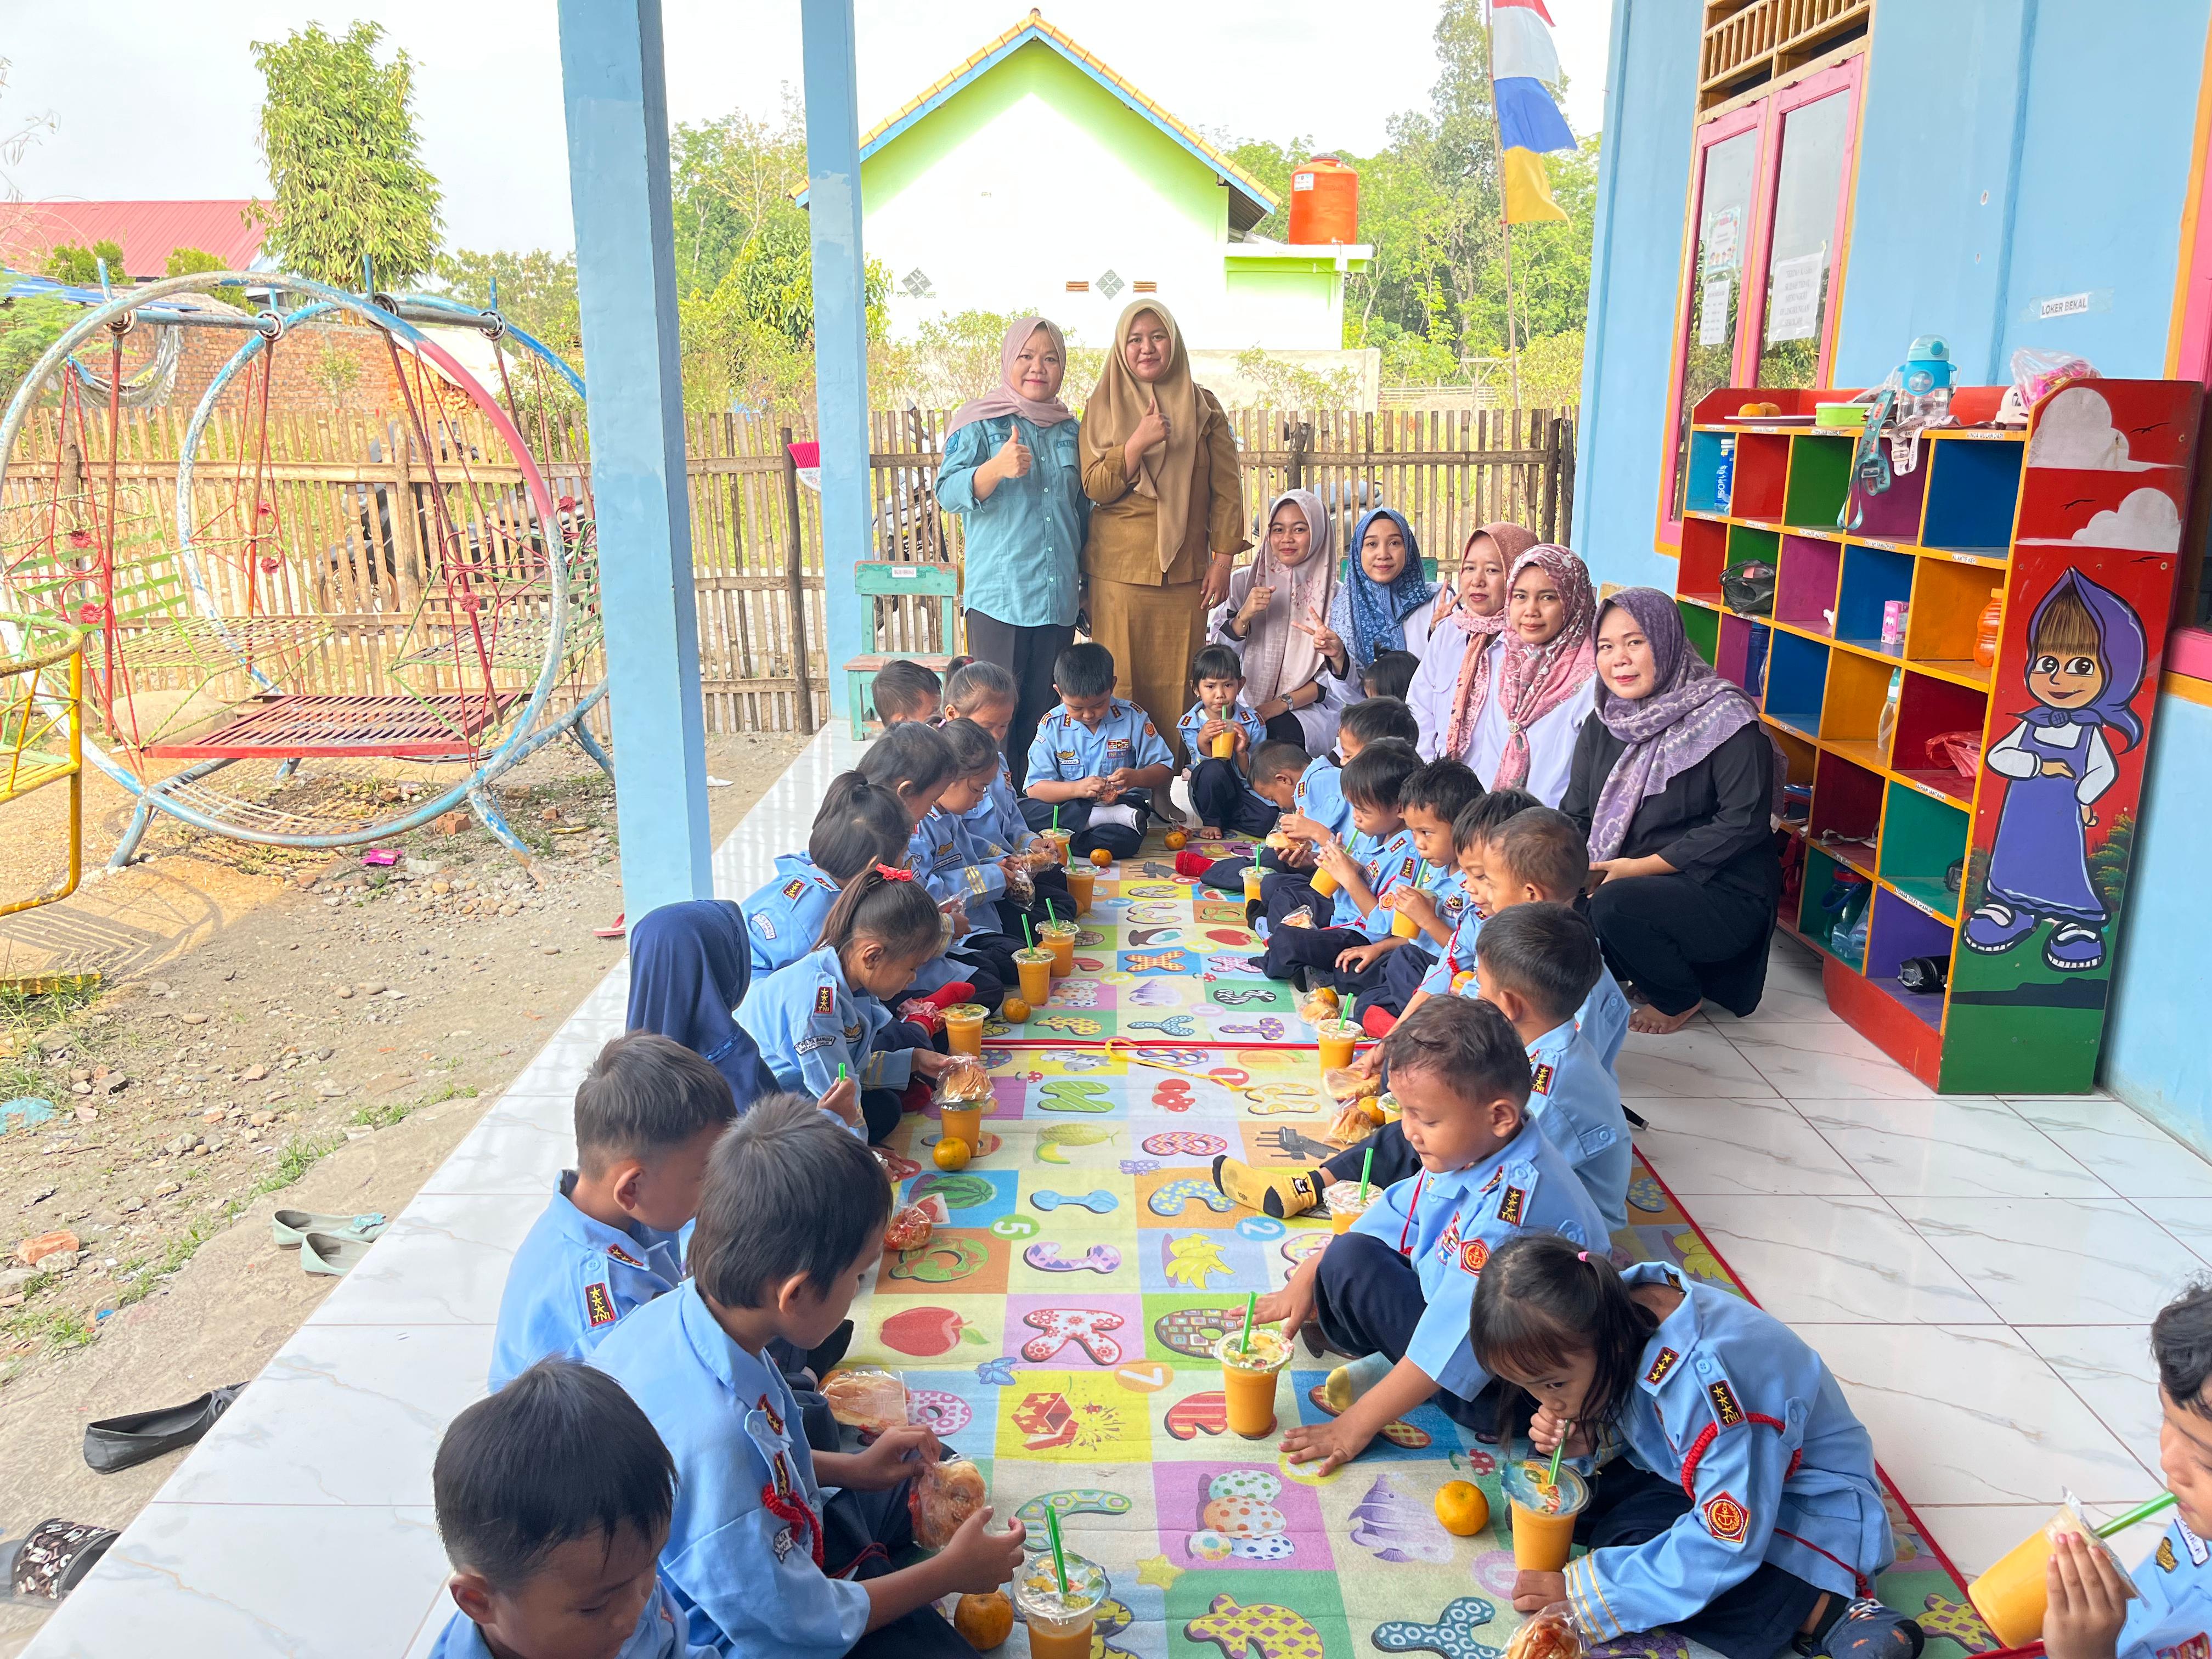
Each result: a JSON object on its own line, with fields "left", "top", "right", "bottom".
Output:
{"left": 821, "top": 1368, "right": 908, "bottom": 1434}
{"left": 1507, "top": 1606, "right": 1585, "bottom": 1659}
{"left": 907, "top": 1458, "right": 988, "bottom": 1549}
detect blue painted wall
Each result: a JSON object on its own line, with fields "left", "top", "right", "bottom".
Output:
{"left": 1579, "top": 0, "right": 2212, "bottom": 1143}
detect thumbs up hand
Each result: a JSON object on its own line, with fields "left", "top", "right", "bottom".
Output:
{"left": 995, "top": 421, "right": 1032, "bottom": 480}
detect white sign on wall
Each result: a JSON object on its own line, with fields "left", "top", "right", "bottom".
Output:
{"left": 1699, "top": 278, "right": 1733, "bottom": 347}
{"left": 1766, "top": 249, "right": 1825, "bottom": 343}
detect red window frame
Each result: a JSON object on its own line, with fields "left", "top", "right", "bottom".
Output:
{"left": 1656, "top": 56, "right": 1867, "bottom": 553}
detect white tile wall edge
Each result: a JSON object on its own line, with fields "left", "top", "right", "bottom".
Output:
{"left": 20, "top": 729, "right": 870, "bottom": 1659}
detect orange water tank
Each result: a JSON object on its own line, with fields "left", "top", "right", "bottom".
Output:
{"left": 1288, "top": 155, "right": 1359, "bottom": 245}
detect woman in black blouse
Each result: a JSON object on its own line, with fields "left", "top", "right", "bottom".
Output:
{"left": 1561, "top": 588, "right": 1781, "bottom": 1034}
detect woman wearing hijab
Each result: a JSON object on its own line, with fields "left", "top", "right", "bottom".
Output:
{"left": 935, "top": 317, "right": 1087, "bottom": 782}
{"left": 1561, "top": 587, "right": 1785, "bottom": 1034}
{"left": 1308, "top": 507, "right": 1439, "bottom": 695}
{"left": 1438, "top": 544, "right": 1599, "bottom": 804}
{"left": 623, "top": 900, "right": 777, "bottom": 1109}
{"left": 1410, "top": 521, "right": 1534, "bottom": 761}
{"left": 1208, "top": 487, "right": 1347, "bottom": 749}
{"left": 1079, "top": 300, "right": 1248, "bottom": 736}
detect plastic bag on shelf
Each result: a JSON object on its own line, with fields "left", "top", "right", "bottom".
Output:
{"left": 2002, "top": 348, "right": 2098, "bottom": 424}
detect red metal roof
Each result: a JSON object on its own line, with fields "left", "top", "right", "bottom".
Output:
{"left": 0, "top": 200, "right": 268, "bottom": 280}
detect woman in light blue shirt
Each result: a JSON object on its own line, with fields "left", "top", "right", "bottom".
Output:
{"left": 935, "top": 317, "right": 1087, "bottom": 785}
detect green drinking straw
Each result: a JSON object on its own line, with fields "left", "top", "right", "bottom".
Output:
{"left": 1546, "top": 1426, "right": 1570, "bottom": 1488}
{"left": 1240, "top": 1290, "right": 1257, "bottom": 1356}
{"left": 1052, "top": 806, "right": 1060, "bottom": 832}
{"left": 1045, "top": 1503, "right": 1070, "bottom": 1596}
{"left": 1023, "top": 916, "right": 1035, "bottom": 948}
{"left": 2097, "top": 1492, "right": 2177, "bottom": 1537}
{"left": 1357, "top": 1148, "right": 1375, "bottom": 1205}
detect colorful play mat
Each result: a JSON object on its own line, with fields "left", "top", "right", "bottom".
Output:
{"left": 856, "top": 838, "right": 1996, "bottom": 1658}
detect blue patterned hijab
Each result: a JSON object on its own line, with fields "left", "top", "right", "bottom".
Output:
{"left": 1342, "top": 507, "right": 1437, "bottom": 672}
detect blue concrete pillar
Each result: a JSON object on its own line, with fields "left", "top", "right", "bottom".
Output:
{"left": 556, "top": 0, "right": 714, "bottom": 915}
{"left": 803, "top": 0, "right": 873, "bottom": 720}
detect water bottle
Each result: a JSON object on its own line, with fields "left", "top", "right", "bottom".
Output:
{"left": 1714, "top": 437, "right": 1736, "bottom": 511}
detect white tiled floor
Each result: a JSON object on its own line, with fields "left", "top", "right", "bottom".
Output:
{"left": 19, "top": 727, "right": 2210, "bottom": 1655}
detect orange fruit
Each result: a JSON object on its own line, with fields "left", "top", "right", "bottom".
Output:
{"left": 953, "top": 1590, "right": 1014, "bottom": 1649}
{"left": 933, "top": 1137, "right": 972, "bottom": 1171}
{"left": 1435, "top": 1479, "right": 1489, "bottom": 1536}
{"left": 1164, "top": 829, "right": 1189, "bottom": 850}
{"left": 1089, "top": 847, "right": 1114, "bottom": 867}
{"left": 1000, "top": 996, "right": 1031, "bottom": 1023}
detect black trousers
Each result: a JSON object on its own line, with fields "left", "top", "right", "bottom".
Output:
{"left": 1311, "top": 1231, "right": 1495, "bottom": 1430}
{"left": 826, "top": 1477, "right": 975, "bottom": 1657}
{"left": 1199, "top": 846, "right": 1291, "bottom": 894}
{"left": 1574, "top": 1461, "right": 1825, "bottom": 1659}
{"left": 1589, "top": 869, "right": 1775, "bottom": 1016}
{"left": 1354, "top": 940, "right": 1437, "bottom": 1018}
{"left": 1188, "top": 757, "right": 1282, "bottom": 836}
{"left": 1263, "top": 709, "right": 1306, "bottom": 745}
{"left": 860, "top": 1089, "right": 905, "bottom": 1144}
{"left": 964, "top": 610, "right": 1074, "bottom": 792}
{"left": 1321, "top": 1119, "right": 1421, "bottom": 1187}
{"left": 1018, "top": 791, "right": 1153, "bottom": 861}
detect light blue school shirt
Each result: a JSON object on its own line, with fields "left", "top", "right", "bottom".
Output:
{"left": 1525, "top": 1018, "right": 1631, "bottom": 1234}
{"left": 736, "top": 945, "right": 910, "bottom": 1118}
{"left": 1024, "top": 700, "right": 1173, "bottom": 788}
{"left": 740, "top": 854, "right": 842, "bottom": 979}
{"left": 1294, "top": 755, "right": 1353, "bottom": 842}
{"left": 487, "top": 1172, "right": 686, "bottom": 1390}
{"left": 961, "top": 758, "right": 1028, "bottom": 856}
{"left": 934, "top": 415, "right": 1086, "bottom": 629}
{"left": 1565, "top": 1264, "right": 1892, "bottom": 1642}
{"left": 1579, "top": 966, "right": 1630, "bottom": 1076}
{"left": 909, "top": 807, "right": 1006, "bottom": 910}
{"left": 1176, "top": 699, "right": 1268, "bottom": 772}
{"left": 1347, "top": 1114, "right": 1602, "bottom": 1398}
{"left": 592, "top": 1284, "right": 871, "bottom": 1659}
{"left": 1421, "top": 902, "right": 1486, "bottom": 998}
{"left": 1330, "top": 825, "right": 1419, "bottom": 933}
{"left": 2119, "top": 1511, "right": 2212, "bottom": 1659}
{"left": 428, "top": 1581, "right": 713, "bottom": 1659}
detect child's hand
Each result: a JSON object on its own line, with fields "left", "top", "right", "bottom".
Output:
{"left": 1352, "top": 1045, "right": 1385, "bottom": 1079}
{"left": 935, "top": 1505, "right": 1028, "bottom": 1593}
{"left": 848, "top": 1423, "right": 938, "bottom": 1490}
{"left": 1317, "top": 842, "right": 1358, "bottom": 884}
{"left": 1388, "top": 887, "right": 1437, "bottom": 928}
{"left": 1281, "top": 1414, "right": 1373, "bottom": 1475}
{"left": 818, "top": 1075, "right": 860, "bottom": 1126}
{"left": 911, "top": 1048, "right": 955, "bottom": 1080}
{"left": 2044, "top": 1530, "right": 2131, "bottom": 1659}
{"left": 1527, "top": 1405, "right": 1590, "bottom": 1457}
{"left": 1239, "top": 1268, "right": 1317, "bottom": 1347}
{"left": 1512, "top": 1570, "right": 1568, "bottom": 1614}
{"left": 1077, "top": 775, "right": 1110, "bottom": 801}
{"left": 1198, "top": 716, "right": 1234, "bottom": 746}
{"left": 1335, "top": 940, "right": 1397, "bottom": 972}
{"left": 1277, "top": 811, "right": 1317, "bottom": 841}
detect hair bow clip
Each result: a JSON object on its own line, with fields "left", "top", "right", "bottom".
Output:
{"left": 875, "top": 864, "right": 916, "bottom": 882}
{"left": 1577, "top": 1251, "right": 1590, "bottom": 1262}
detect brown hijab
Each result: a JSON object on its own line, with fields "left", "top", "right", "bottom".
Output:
{"left": 1079, "top": 299, "right": 1201, "bottom": 571}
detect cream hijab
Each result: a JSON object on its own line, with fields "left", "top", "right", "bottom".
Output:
{"left": 1239, "top": 489, "right": 1335, "bottom": 707}
{"left": 1079, "top": 299, "right": 1202, "bottom": 571}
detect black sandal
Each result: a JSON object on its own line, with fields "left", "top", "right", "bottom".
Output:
{"left": 82, "top": 1383, "right": 247, "bottom": 1474}
{"left": 5, "top": 1519, "right": 120, "bottom": 1603}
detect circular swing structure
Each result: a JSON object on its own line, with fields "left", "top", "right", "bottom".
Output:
{"left": 0, "top": 269, "right": 608, "bottom": 868}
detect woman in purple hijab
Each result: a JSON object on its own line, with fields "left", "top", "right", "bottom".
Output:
{"left": 1560, "top": 588, "right": 1783, "bottom": 1032}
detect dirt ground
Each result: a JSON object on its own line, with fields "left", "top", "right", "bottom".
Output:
{"left": 0, "top": 727, "right": 809, "bottom": 1655}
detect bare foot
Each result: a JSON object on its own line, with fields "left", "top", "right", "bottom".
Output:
{"left": 1629, "top": 1001, "right": 1702, "bottom": 1035}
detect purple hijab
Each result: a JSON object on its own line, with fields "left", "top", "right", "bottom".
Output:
{"left": 2020, "top": 569, "right": 2147, "bottom": 749}
{"left": 1587, "top": 587, "right": 1770, "bottom": 862}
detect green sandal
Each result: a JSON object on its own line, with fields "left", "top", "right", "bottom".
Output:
{"left": 271, "top": 1210, "right": 386, "bottom": 1249}
{"left": 300, "top": 1232, "right": 374, "bottom": 1276}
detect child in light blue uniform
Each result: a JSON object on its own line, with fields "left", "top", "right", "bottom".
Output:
{"left": 1472, "top": 1237, "right": 1918, "bottom": 1659}
{"left": 1261, "top": 696, "right": 1420, "bottom": 917}
{"left": 428, "top": 1359, "right": 716, "bottom": 1659}
{"left": 850, "top": 721, "right": 990, "bottom": 1006}
{"left": 1358, "top": 759, "right": 1486, "bottom": 1017}
{"left": 489, "top": 1035, "right": 737, "bottom": 1390}
{"left": 1475, "top": 902, "right": 1631, "bottom": 1233}
{"left": 742, "top": 777, "right": 911, "bottom": 978}
{"left": 2044, "top": 1282, "right": 2212, "bottom": 1659}
{"left": 1260, "top": 741, "right": 1421, "bottom": 988}
{"left": 739, "top": 869, "right": 955, "bottom": 1145}
{"left": 1247, "top": 998, "right": 1605, "bottom": 1458}
{"left": 1477, "top": 805, "right": 1633, "bottom": 1076}
{"left": 1019, "top": 640, "right": 1173, "bottom": 861}
{"left": 909, "top": 719, "right": 1061, "bottom": 994}
{"left": 591, "top": 1097, "right": 1026, "bottom": 1659}
{"left": 1177, "top": 643, "right": 1275, "bottom": 837}
{"left": 941, "top": 658, "right": 1075, "bottom": 922}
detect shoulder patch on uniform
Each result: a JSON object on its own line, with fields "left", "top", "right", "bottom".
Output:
{"left": 1459, "top": 1238, "right": 1490, "bottom": 1274}
{"left": 2158, "top": 1537, "right": 2178, "bottom": 1573}
{"left": 1645, "top": 1346, "right": 1680, "bottom": 1386}
{"left": 1531, "top": 1062, "right": 1555, "bottom": 1096}
{"left": 2184, "top": 1520, "right": 2210, "bottom": 1566}
{"left": 1399, "top": 856, "right": 1419, "bottom": 881}
{"left": 813, "top": 985, "right": 836, "bottom": 1015}
{"left": 1143, "top": 720, "right": 1156, "bottom": 735}
{"left": 1701, "top": 1491, "right": 1749, "bottom": 1543}
{"left": 606, "top": 1242, "right": 645, "bottom": 1269}
{"left": 1497, "top": 1184, "right": 1527, "bottom": 1224}
{"left": 781, "top": 877, "right": 808, "bottom": 900}
{"left": 1708, "top": 1378, "right": 1745, "bottom": 1427}
{"left": 752, "top": 913, "right": 777, "bottom": 939}
{"left": 584, "top": 1281, "right": 617, "bottom": 1327}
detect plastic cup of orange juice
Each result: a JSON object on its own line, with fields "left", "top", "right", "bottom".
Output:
{"left": 1325, "top": 1180, "right": 1378, "bottom": 1235}
{"left": 1968, "top": 1501, "right": 2128, "bottom": 1647}
{"left": 1211, "top": 731, "right": 1236, "bottom": 759}
{"left": 1242, "top": 865, "right": 1263, "bottom": 904}
{"left": 939, "top": 1098, "right": 986, "bottom": 1152}
{"left": 1040, "top": 920, "right": 1080, "bottom": 978}
{"left": 1215, "top": 1329, "right": 1293, "bottom": 1438}
{"left": 1067, "top": 866, "right": 1095, "bottom": 913}
{"left": 1316, "top": 1018, "right": 1361, "bottom": 1073}
{"left": 1041, "top": 829, "right": 1072, "bottom": 868}
{"left": 1014, "top": 1556, "right": 1107, "bottom": 1659}
{"left": 1310, "top": 864, "right": 1340, "bottom": 898}
{"left": 1503, "top": 1458, "right": 1588, "bottom": 1572}
{"left": 1390, "top": 903, "right": 1422, "bottom": 939}
{"left": 1014, "top": 947, "right": 1054, "bottom": 1007}
{"left": 943, "top": 1003, "right": 986, "bottom": 1056}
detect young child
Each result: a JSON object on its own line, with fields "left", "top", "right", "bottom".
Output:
{"left": 1257, "top": 741, "right": 1421, "bottom": 991}
{"left": 1020, "top": 640, "right": 1173, "bottom": 860}
{"left": 1470, "top": 1233, "right": 1920, "bottom": 1659}
{"left": 1358, "top": 758, "right": 1485, "bottom": 1020}
{"left": 1478, "top": 805, "right": 1632, "bottom": 1072}
{"left": 910, "top": 718, "right": 1054, "bottom": 993}
{"left": 1199, "top": 738, "right": 1311, "bottom": 895}
{"left": 1364, "top": 648, "right": 1420, "bottom": 703}
{"left": 590, "top": 1096, "right": 1027, "bottom": 1657}
{"left": 852, "top": 723, "right": 990, "bottom": 1006}
{"left": 1474, "top": 902, "right": 1629, "bottom": 1233}
{"left": 489, "top": 1034, "right": 743, "bottom": 1391}
{"left": 869, "top": 658, "right": 942, "bottom": 729}
{"left": 1245, "top": 997, "right": 1605, "bottom": 1458}
{"left": 743, "top": 776, "right": 912, "bottom": 978}
{"left": 943, "top": 658, "right": 1075, "bottom": 917}
{"left": 430, "top": 1359, "right": 710, "bottom": 1658}
{"left": 1265, "top": 697, "right": 1423, "bottom": 895}
{"left": 2043, "top": 1279, "right": 2212, "bottom": 1659}
{"left": 1176, "top": 642, "right": 1273, "bottom": 837}
{"left": 738, "top": 868, "right": 954, "bottom": 1144}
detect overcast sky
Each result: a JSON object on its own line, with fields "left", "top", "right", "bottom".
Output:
{"left": 2, "top": 2, "right": 1612, "bottom": 255}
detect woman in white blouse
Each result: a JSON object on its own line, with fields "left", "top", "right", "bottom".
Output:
{"left": 1207, "top": 488, "right": 1347, "bottom": 752}
{"left": 1411, "top": 522, "right": 1532, "bottom": 759}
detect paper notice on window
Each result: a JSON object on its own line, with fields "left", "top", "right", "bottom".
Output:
{"left": 1707, "top": 206, "right": 1741, "bottom": 272}
{"left": 1698, "top": 278, "right": 1732, "bottom": 347}
{"left": 1766, "top": 250, "right": 1825, "bottom": 343}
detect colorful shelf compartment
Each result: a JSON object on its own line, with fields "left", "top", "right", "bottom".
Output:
{"left": 1672, "top": 377, "right": 2203, "bottom": 1092}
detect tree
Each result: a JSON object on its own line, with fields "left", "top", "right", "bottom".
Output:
{"left": 434, "top": 247, "right": 583, "bottom": 362}
{"left": 42, "top": 240, "right": 123, "bottom": 286}
{"left": 250, "top": 22, "right": 442, "bottom": 287}
{"left": 166, "top": 245, "right": 253, "bottom": 311}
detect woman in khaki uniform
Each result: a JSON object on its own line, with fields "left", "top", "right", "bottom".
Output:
{"left": 1077, "top": 301, "right": 1247, "bottom": 736}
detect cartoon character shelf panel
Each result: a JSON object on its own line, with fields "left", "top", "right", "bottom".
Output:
{"left": 1673, "top": 379, "right": 2201, "bottom": 1093}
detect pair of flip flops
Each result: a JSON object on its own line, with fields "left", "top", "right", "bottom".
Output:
{"left": 81, "top": 1383, "right": 248, "bottom": 1474}
{"left": 4, "top": 1519, "right": 119, "bottom": 1604}
{"left": 270, "top": 1209, "right": 387, "bottom": 1276}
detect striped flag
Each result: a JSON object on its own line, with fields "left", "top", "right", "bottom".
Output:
{"left": 1493, "top": 0, "right": 1576, "bottom": 224}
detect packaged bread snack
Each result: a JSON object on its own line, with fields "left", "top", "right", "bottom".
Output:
{"left": 884, "top": 1204, "right": 934, "bottom": 1251}
{"left": 1323, "top": 1065, "right": 1381, "bottom": 1104}
{"left": 907, "top": 1457, "right": 988, "bottom": 1548}
{"left": 821, "top": 1368, "right": 909, "bottom": 1434}
{"left": 1297, "top": 986, "right": 1340, "bottom": 1024}
{"left": 1507, "top": 1607, "right": 1583, "bottom": 1659}
{"left": 933, "top": 1054, "right": 994, "bottom": 1104}
{"left": 1328, "top": 1102, "right": 1380, "bottom": 1147}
